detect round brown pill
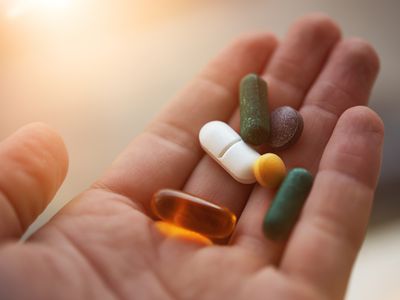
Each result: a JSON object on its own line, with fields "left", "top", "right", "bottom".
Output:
{"left": 268, "top": 106, "right": 303, "bottom": 149}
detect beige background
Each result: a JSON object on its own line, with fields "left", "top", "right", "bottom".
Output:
{"left": 1, "top": 1, "right": 399, "bottom": 299}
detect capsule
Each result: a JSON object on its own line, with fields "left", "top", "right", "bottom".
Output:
{"left": 263, "top": 168, "right": 313, "bottom": 241}
{"left": 199, "top": 121, "right": 260, "bottom": 184}
{"left": 253, "top": 153, "right": 286, "bottom": 189}
{"left": 151, "top": 189, "right": 237, "bottom": 239}
{"left": 154, "top": 221, "right": 212, "bottom": 245}
{"left": 239, "top": 73, "right": 270, "bottom": 145}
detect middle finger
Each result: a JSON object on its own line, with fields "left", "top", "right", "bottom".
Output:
{"left": 183, "top": 14, "right": 341, "bottom": 220}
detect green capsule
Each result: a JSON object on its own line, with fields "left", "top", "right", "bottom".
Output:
{"left": 239, "top": 73, "right": 270, "bottom": 145}
{"left": 263, "top": 168, "right": 313, "bottom": 241}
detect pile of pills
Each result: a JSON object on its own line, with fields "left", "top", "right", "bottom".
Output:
{"left": 200, "top": 73, "right": 304, "bottom": 189}
{"left": 152, "top": 73, "right": 313, "bottom": 243}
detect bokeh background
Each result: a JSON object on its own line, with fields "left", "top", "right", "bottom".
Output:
{"left": 1, "top": 0, "right": 399, "bottom": 299}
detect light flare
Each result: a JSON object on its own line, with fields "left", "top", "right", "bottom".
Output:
{"left": 155, "top": 221, "right": 213, "bottom": 246}
{"left": 7, "top": 0, "right": 71, "bottom": 18}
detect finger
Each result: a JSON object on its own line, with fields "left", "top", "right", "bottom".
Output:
{"left": 265, "top": 13, "right": 341, "bottom": 109}
{"left": 233, "top": 37, "right": 380, "bottom": 258}
{"left": 280, "top": 106, "right": 384, "bottom": 300}
{"left": 230, "top": 186, "right": 284, "bottom": 263}
{"left": 240, "top": 267, "right": 321, "bottom": 299}
{"left": 94, "top": 32, "right": 277, "bottom": 214}
{"left": 282, "top": 37, "right": 380, "bottom": 172}
{"left": 0, "top": 123, "right": 68, "bottom": 242}
{"left": 184, "top": 14, "right": 341, "bottom": 218}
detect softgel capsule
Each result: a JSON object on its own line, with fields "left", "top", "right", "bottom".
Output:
{"left": 152, "top": 189, "right": 236, "bottom": 239}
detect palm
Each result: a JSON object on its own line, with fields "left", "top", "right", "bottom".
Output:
{"left": 0, "top": 14, "right": 383, "bottom": 300}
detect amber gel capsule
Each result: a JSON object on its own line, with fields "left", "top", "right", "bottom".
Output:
{"left": 151, "top": 189, "right": 237, "bottom": 239}
{"left": 263, "top": 168, "right": 313, "bottom": 241}
{"left": 239, "top": 73, "right": 270, "bottom": 145}
{"left": 154, "top": 221, "right": 212, "bottom": 245}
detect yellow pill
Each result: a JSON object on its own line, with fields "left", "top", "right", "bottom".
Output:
{"left": 154, "top": 221, "right": 213, "bottom": 246}
{"left": 253, "top": 153, "right": 286, "bottom": 189}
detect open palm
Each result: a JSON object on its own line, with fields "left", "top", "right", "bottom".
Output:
{"left": 0, "top": 14, "right": 384, "bottom": 300}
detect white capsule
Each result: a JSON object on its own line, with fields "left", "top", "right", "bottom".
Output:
{"left": 199, "top": 121, "right": 260, "bottom": 184}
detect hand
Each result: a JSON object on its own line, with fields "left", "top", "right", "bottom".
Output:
{"left": 0, "top": 14, "right": 383, "bottom": 300}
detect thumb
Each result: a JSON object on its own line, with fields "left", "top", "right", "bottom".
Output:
{"left": 0, "top": 123, "right": 68, "bottom": 242}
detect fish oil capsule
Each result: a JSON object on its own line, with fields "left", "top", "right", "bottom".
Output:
{"left": 151, "top": 189, "right": 237, "bottom": 239}
{"left": 240, "top": 73, "right": 270, "bottom": 145}
{"left": 253, "top": 153, "right": 286, "bottom": 189}
{"left": 199, "top": 121, "right": 260, "bottom": 184}
{"left": 263, "top": 168, "right": 313, "bottom": 241}
{"left": 154, "top": 221, "right": 212, "bottom": 245}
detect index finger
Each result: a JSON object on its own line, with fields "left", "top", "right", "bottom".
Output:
{"left": 94, "top": 33, "right": 277, "bottom": 212}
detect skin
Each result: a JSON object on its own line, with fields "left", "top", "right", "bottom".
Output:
{"left": 0, "top": 13, "right": 384, "bottom": 300}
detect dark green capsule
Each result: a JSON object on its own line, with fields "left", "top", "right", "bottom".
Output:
{"left": 263, "top": 168, "right": 313, "bottom": 241}
{"left": 239, "top": 73, "right": 270, "bottom": 145}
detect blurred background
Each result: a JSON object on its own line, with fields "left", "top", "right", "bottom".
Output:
{"left": 0, "top": 0, "right": 399, "bottom": 299}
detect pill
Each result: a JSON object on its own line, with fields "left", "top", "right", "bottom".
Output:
{"left": 239, "top": 73, "right": 270, "bottom": 145}
{"left": 151, "top": 189, "right": 237, "bottom": 239}
{"left": 199, "top": 121, "right": 260, "bottom": 184}
{"left": 154, "top": 221, "right": 212, "bottom": 245}
{"left": 253, "top": 153, "right": 286, "bottom": 189}
{"left": 263, "top": 168, "right": 313, "bottom": 241}
{"left": 268, "top": 106, "right": 303, "bottom": 149}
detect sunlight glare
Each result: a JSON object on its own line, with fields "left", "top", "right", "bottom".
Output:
{"left": 7, "top": 0, "right": 71, "bottom": 18}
